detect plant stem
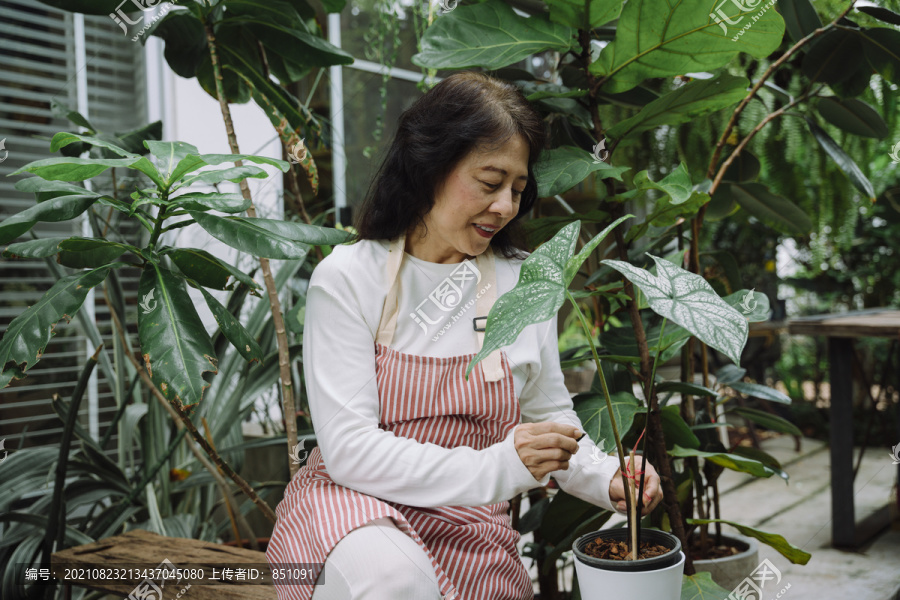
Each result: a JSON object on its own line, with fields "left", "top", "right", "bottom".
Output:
{"left": 565, "top": 291, "right": 634, "bottom": 544}
{"left": 204, "top": 18, "right": 299, "bottom": 477}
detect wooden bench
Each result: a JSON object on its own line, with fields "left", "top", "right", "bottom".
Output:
{"left": 51, "top": 529, "right": 278, "bottom": 599}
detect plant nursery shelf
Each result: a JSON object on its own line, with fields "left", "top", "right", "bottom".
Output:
{"left": 51, "top": 528, "right": 277, "bottom": 600}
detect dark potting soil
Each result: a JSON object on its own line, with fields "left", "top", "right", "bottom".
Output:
{"left": 688, "top": 537, "right": 742, "bottom": 560}
{"left": 583, "top": 537, "right": 672, "bottom": 561}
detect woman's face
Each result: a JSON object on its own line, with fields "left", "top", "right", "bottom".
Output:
{"left": 406, "top": 134, "right": 530, "bottom": 264}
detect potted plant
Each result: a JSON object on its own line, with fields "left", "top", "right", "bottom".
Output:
{"left": 466, "top": 217, "right": 756, "bottom": 598}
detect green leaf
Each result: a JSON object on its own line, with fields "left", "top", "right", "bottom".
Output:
{"left": 145, "top": 140, "right": 200, "bottom": 181}
{"left": 545, "top": 0, "right": 621, "bottom": 29}
{"left": 860, "top": 27, "right": 900, "bottom": 84}
{"left": 169, "top": 192, "right": 251, "bottom": 213}
{"left": 590, "top": 0, "right": 784, "bottom": 92}
{"left": 197, "top": 287, "right": 263, "bottom": 365}
{"left": 164, "top": 247, "right": 260, "bottom": 291}
{"left": 9, "top": 155, "right": 164, "bottom": 187}
{"left": 722, "top": 289, "right": 770, "bottom": 322}
{"left": 656, "top": 381, "right": 718, "bottom": 397}
{"left": 729, "top": 182, "right": 813, "bottom": 235}
{"left": 167, "top": 151, "right": 290, "bottom": 187}
{"left": 669, "top": 445, "right": 776, "bottom": 478}
{"left": 659, "top": 405, "right": 700, "bottom": 449}
{"left": 686, "top": 518, "right": 812, "bottom": 564}
{"left": 802, "top": 29, "right": 864, "bottom": 86}
{"left": 137, "top": 265, "right": 218, "bottom": 407}
{"left": 817, "top": 97, "right": 889, "bottom": 139}
{"left": 3, "top": 237, "right": 69, "bottom": 259}
{"left": 605, "top": 74, "right": 750, "bottom": 142}
{"left": 411, "top": 0, "right": 575, "bottom": 70}
{"left": 805, "top": 118, "right": 877, "bottom": 202}
{"left": 533, "top": 146, "right": 630, "bottom": 198}
{"left": 13, "top": 177, "right": 95, "bottom": 202}
{"left": 547, "top": 0, "right": 622, "bottom": 31}
{"left": 465, "top": 217, "right": 631, "bottom": 379}
{"left": 0, "top": 264, "right": 116, "bottom": 388}
{"left": 601, "top": 254, "right": 749, "bottom": 364}
{"left": 0, "top": 194, "right": 99, "bottom": 245}
{"left": 780, "top": 0, "right": 823, "bottom": 45}
{"left": 237, "top": 217, "right": 356, "bottom": 245}
{"left": 633, "top": 162, "right": 696, "bottom": 205}
{"left": 856, "top": 6, "right": 900, "bottom": 26}
{"left": 188, "top": 211, "right": 311, "bottom": 260}
{"left": 728, "top": 381, "right": 792, "bottom": 404}
{"left": 50, "top": 131, "right": 134, "bottom": 158}
{"left": 57, "top": 238, "right": 131, "bottom": 269}
{"left": 574, "top": 391, "right": 642, "bottom": 453}
{"left": 730, "top": 445, "right": 789, "bottom": 482}
{"left": 680, "top": 571, "right": 732, "bottom": 600}
{"left": 715, "top": 364, "right": 746, "bottom": 385}
{"left": 177, "top": 165, "right": 269, "bottom": 189}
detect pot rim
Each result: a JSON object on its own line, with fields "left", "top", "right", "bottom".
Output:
{"left": 573, "top": 528, "right": 683, "bottom": 573}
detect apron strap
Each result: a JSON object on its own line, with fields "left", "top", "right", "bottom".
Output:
{"left": 375, "top": 233, "right": 505, "bottom": 382}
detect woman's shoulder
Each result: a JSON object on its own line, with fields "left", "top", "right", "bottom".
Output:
{"left": 309, "top": 238, "right": 389, "bottom": 291}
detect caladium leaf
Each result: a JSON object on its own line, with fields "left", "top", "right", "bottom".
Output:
{"left": 465, "top": 216, "right": 632, "bottom": 379}
{"left": 137, "top": 264, "right": 218, "bottom": 408}
{"left": 601, "top": 254, "right": 748, "bottom": 364}
{"left": 0, "top": 263, "right": 119, "bottom": 388}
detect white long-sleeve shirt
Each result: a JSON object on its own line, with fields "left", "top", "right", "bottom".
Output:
{"left": 301, "top": 238, "right": 622, "bottom": 513}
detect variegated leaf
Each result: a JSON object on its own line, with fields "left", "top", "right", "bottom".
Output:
{"left": 602, "top": 254, "right": 748, "bottom": 364}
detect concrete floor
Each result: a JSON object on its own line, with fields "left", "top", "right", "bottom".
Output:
{"left": 521, "top": 435, "right": 900, "bottom": 599}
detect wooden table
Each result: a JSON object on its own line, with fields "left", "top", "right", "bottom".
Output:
{"left": 788, "top": 307, "right": 900, "bottom": 548}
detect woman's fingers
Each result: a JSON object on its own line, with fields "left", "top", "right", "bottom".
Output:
{"left": 514, "top": 422, "right": 584, "bottom": 480}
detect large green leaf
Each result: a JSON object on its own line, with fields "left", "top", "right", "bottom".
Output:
{"left": 0, "top": 264, "right": 117, "bottom": 388}
{"left": 50, "top": 131, "right": 134, "bottom": 158}
{"left": 188, "top": 211, "right": 311, "bottom": 260}
{"left": 235, "top": 217, "right": 356, "bottom": 245}
{"left": 805, "top": 117, "right": 877, "bottom": 202}
{"left": 601, "top": 255, "right": 749, "bottom": 364}
{"left": 137, "top": 264, "right": 218, "bottom": 408}
{"left": 164, "top": 247, "right": 261, "bottom": 291}
{"left": 574, "top": 391, "right": 642, "bottom": 453}
{"left": 165, "top": 147, "right": 290, "bottom": 187}
{"left": 533, "top": 146, "right": 631, "bottom": 198}
{"left": 56, "top": 238, "right": 132, "bottom": 269}
{"left": 605, "top": 74, "right": 750, "bottom": 142}
{"left": 802, "top": 29, "right": 864, "bottom": 85}
{"left": 731, "top": 407, "right": 801, "bottom": 436}
{"left": 197, "top": 287, "right": 263, "bottom": 365}
{"left": 669, "top": 445, "right": 776, "bottom": 478}
{"left": 465, "top": 216, "right": 632, "bottom": 379}
{"left": 659, "top": 405, "right": 700, "bottom": 449}
{"left": 731, "top": 445, "right": 789, "bottom": 482}
{"left": 9, "top": 155, "right": 164, "bottom": 187}
{"left": 860, "top": 27, "right": 900, "bottom": 84}
{"left": 3, "top": 237, "right": 70, "bottom": 259}
{"left": 411, "top": 0, "right": 575, "bottom": 70}
{"left": 687, "top": 518, "right": 812, "bottom": 564}
{"left": 176, "top": 165, "right": 269, "bottom": 189}
{"left": 728, "top": 182, "right": 813, "bottom": 235}
{"left": 0, "top": 194, "right": 99, "bottom": 245}
{"left": 728, "top": 380, "right": 792, "bottom": 404}
{"left": 590, "top": 0, "right": 784, "bottom": 92}
{"left": 545, "top": 0, "right": 621, "bottom": 29}
{"left": 169, "top": 191, "right": 251, "bottom": 213}
{"left": 680, "top": 571, "right": 732, "bottom": 600}
{"left": 816, "top": 97, "right": 889, "bottom": 139}
{"left": 780, "top": 0, "right": 823, "bottom": 45}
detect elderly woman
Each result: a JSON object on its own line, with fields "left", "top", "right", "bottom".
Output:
{"left": 266, "top": 71, "right": 664, "bottom": 600}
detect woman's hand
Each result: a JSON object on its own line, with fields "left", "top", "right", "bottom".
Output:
{"left": 608, "top": 455, "right": 664, "bottom": 515}
{"left": 514, "top": 422, "right": 581, "bottom": 481}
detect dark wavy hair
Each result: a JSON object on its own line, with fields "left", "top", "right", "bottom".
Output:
{"left": 354, "top": 71, "right": 546, "bottom": 259}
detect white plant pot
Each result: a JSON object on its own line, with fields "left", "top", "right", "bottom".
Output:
{"left": 573, "top": 529, "right": 685, "bottom": 600}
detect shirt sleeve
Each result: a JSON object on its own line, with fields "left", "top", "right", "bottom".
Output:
{"left": 518, "top": 313, "right": 626, "bottom": 515}
{"left": 302, "top": 279, "right": 547, "bottom": 508}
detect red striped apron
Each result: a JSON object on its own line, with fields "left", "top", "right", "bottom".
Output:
{"left": 266, "top": 234, "right": 533, "bottom": 600}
